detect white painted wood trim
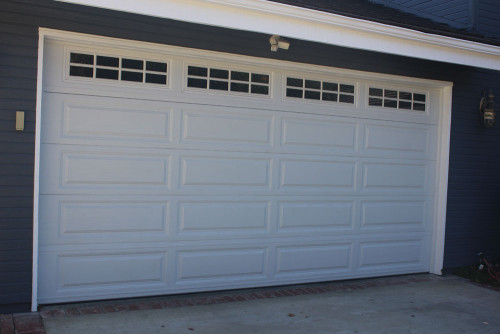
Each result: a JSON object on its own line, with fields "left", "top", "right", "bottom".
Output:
{"left": 55, "top": 0, "right": 500, "bottom": 70}
{"left": 31, "top": 29, "right": 46, "bottom": 312}
{"left": 430, "top": 85, "right": 452, "bottom": 275}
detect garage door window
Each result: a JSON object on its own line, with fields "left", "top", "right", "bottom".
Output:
{"left": 285, "top": 77, "right": 355, "bottom": 104}
{"left": 69, "top": 52, "right": 168, "bottom": 85}
{"left": 368, "top": 87, "right": 426, "bottom": 111}
{"left": 187, "top": 65, "right": 270, "bottom": 96}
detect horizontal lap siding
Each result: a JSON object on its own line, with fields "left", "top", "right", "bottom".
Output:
{"left": 372, "top": 0, "right": 472, "bottom": 27}
{"left": 0, "top": 0, "right": 499, "bottom": 312}
{"left": 477, "top": 0, "right": 500, "bottom": 39}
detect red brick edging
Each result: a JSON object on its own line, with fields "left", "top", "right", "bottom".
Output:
{"left": 0, "top": 313, "right": 46, "bottom": 334}
{"left": 39, "top": 274, "right": 435, "bottom": 319}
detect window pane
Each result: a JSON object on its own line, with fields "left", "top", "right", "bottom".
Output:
{"left": 251, "top": 74, "right": 269, "bottom": 84}
{"left": 231, "top": 71, "right": 249, "bottom": 81}
{"left": 384, "top": 99, "right": 398, "bottom": 108}
{"left": 146, "top": 61, "right": 167, "bottom": 73}
{"left": 251, "top": 85, "right": 269, "bottom": 95}
{"left": 188, "top": 66, "right": 208, "bottom": 77}
{"left": 399, "top": 101, "right": 412, "bottom": 109}
{"left": 146, "top": 73, "right": 167, "bottom": 85}
{"left": 187, "top": 77, "right": 207, "bottom": 88}
{"left": 322, "top": 92, "right": 338, "bottom": 102}
{"left": 286, "top": 88, "right": 303, "bottom": 98}
{"left": 369, "top": 97, "right": 383, "bottom": 106}
{"left": 399, "top": 91, "right": 412, "bottom": 100}
{"left": 122, "top": 58, "right": 143, "bottom": 70}
{"left": 210, "top": 68, "right": 229, "bottom": 79}
{"left": 384, "top": 90, "right": 398, "bottom": 98}
{"left": 70, "top": 53, "right": 94, "bottom": 65}
{"left": 96, "top": 68, "right": 119, "bottom": 80}
{"left": 121, "top": 71, "right": 143, "bottom": 82}
{"left": 414, "top": 93, "right": 426, "bottom": 102}
{"left": 230, "top": 82, "right": 249, "bottom": 93}
{"left": 97, "top": 56, "right": 119, "bottom": 67}
{"left": 339, "top": 94, "right": 354, "bottom": 104}
{"left": 70, "top": 66, "right": 93, "bottom": 77}
{"left": 210, "top": 80, "right": 229, "bottom": 91}
{"left": 305, "top": 90, "right": 321, "bottom": 100}
{"left": 413, "top": 103, "right": 426, "bottom": 111}
{"left": 340, "top": 84, "right": 354, "bottom": 93}
{"left": 305, "top": 80, "right": 321, "bottom": 89}
{"left": 323, "top": 82, "right": 338, "bottom": 92}
{"left": 369, "top": 88, "right": 383, "bottom": 96}
{"left": 287, "top": 77, "right": 303, "bottom": 87}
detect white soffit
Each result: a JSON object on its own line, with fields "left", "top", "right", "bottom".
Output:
{"left": 57, "top": 0, "right": 500, "bottom": 70}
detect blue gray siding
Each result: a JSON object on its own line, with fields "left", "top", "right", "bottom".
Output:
{"left": 477, "top": 0, "right": 500, "bottom": 38}
{"left": 371, "top": 0, "right": 474, "bottom": 28}
{"left": 1, "top": 0, "right": 500, "bottom": 313}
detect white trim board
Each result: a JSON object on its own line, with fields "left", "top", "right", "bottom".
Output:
{"left": 32, "top": 28, "right": 451, "bottom": 310}
{"left": 56, "top": 0, "right": 500, "bottom": 70}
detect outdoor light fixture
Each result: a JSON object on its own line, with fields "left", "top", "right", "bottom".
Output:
{"left": 479, "top": 89, "right": 496, "bottom": 127}
{"left": 269, "top": 35, "right": 290, "bottom": 52}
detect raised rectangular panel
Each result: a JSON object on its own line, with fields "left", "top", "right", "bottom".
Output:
{"left": 281, "top": 118, "right": 356, "bottom": 150}
{"left": 176, "top": 248, "right": 266, "bottom": 281}
{"left": 361, "top": 201, "right": 425, "bottom": 229}
{"left": 181, "top": 110, "right": 272, "bottom": 145}
{"left": 363, "top": 163, "right": 426, "bottom": 190}
{"left": 62, "top": 102, "right": 170, "bottom": 140}
{"left": 60, "top": 201, "right": 168, "bottom": 234}
{"left": 359, "top": 241, "right": 423, "bottom": 268}
{"left": 57, "top": 251, "right": 167, "bottom": 289}
{"left": 280, "top": 160, "right": 355, "bottom": 189}
{"left": 63, "top": 153, "right": 169, "bottom": 186}
{"left": 278, "top": 201, "right": 353, "bottom": 229}
{"left": 364, "top": 124, "right": 428, "bottom": 154}
{"left": 179, "top": 201, "right": 269, "bottom": 234}
{"left": 276, "top": 244, "right": 351, "bottom": 276}
{"left": 181, "top": 156, "right": 270, "bottom": 187}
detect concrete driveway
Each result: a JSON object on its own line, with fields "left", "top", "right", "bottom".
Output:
{"left": 38, "top": 274, "right": 499, "bottom": 334}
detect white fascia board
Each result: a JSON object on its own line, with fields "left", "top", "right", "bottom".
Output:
{"left": 56, "top": 0, "right": 500, "bottom": 70}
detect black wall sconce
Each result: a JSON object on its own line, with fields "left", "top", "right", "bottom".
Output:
{"left": 479, "top": 89, "right": 496, "bottom": 127}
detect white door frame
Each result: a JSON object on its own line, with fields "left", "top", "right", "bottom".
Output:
{"left": 32, "top": 28, "right": 452, "bottom": 311}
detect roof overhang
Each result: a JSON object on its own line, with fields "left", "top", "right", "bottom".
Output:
{"left": 57, "top": 0, "right": 500, "bottom": 70}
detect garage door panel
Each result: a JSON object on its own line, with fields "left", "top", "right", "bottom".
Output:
{"left": 178, "top": 200, "right": 270, "bottom": 235}
{"left": 280, "top": 116, "right": 358, "bottom": 153}
{"left": 278, "top": 200, "right": 354, "bottom": 231}
{"left": 42, "top": 93, "right": 173, "bottom": 147}
{"left": 363, "top": 123, "right": 433, "bottom": 159}
{"left": 175, "top": 248, "right": 268, "bottom": 283}
{"left": 360, "top": 200, "right": 427, "bottom": 231}
{"left": 279, "top": 160, "right": 356, "bottom": 190}
{"left": 275, "top": 244, "right": 352, "bottom": 277}
{"left": 39, "top": 195, "right": 169, "bottom": 246}
{"left": 181, "top": 108, "right": 273, "bottom": 147}
{"left": 38, "top": 250, "right": 169, "bottom": 303}
{"left": 358, "top": 239, "right": 426, "bottom": 271}
{"left": 362, "top": 162, "right": 428, "bottom": 192}
{"left": 180, "top": 155, "right": 271, "bottom": 189}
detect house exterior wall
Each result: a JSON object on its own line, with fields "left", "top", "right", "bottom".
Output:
{"left": 0, "top": 0, "right": 499, "bottom": 313}
{"left": 477, "top": 0, "right": 500, "bottom": 39}
{"left": 372, "top": 0, "right": 500, "bottom": 39}
{"left": 370, "top": 0, "right": 474, "bottom": 28}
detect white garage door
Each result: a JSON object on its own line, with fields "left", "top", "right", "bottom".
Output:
{"left": 38, "top": 38, "right": 441, "bottom": 304}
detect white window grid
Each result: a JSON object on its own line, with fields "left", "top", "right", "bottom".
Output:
{"left": 285, "top": 77, "right": 355, "bottom": 104}
{"left": 368, "top": 87, "right": 426, "bottom": 112}
{"left": 68, "top": 52, "right": 169, "bottom": 86}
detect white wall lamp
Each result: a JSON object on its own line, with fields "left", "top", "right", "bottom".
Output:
{"left": 269, "top": 35, "right": 290, "bottom": 52}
